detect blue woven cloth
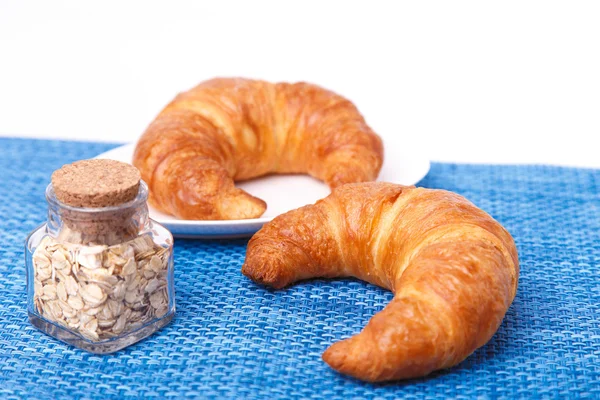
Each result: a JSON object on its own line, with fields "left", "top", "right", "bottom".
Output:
{"left": 1, "top": 138, "right": 599, "bottom": 399}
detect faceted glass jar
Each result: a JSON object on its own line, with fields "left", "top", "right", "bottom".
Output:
{"left": 25, "top": 181, "right": 175, "bottom": 354}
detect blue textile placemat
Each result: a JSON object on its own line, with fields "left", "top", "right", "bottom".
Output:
{"left": 0, "top": 137, "right": 599, "bottom": 399}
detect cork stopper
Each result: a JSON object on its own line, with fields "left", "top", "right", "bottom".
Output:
{"left": 51, "top": 159, "right": 141, "bottom": 208}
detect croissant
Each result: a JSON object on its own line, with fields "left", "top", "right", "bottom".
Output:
{"left": 242, "top": 182, "right": 519, "bottom": 382}
{"left": 132, "top": 78, "right": 383, "bottom": 220}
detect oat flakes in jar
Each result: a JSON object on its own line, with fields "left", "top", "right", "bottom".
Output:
{"left": 25, "top": 159, "right": 175, "bottom": 353}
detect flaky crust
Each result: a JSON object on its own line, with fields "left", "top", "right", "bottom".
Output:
{"left": 242, "top": 182, "right": 519, "bottom": 382}
{"left": 132, "top": 78, "right": 383, "bottom": 220}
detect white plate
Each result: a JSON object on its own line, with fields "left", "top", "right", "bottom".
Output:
{"left": 95, "top": 143, "right": 430, "bottom": 238}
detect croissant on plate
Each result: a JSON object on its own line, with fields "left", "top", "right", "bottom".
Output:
{"left": 132, "top": 78, "right": 384, "bottom": 220}
{"left": 242, "top": 182, "right": 519, "bottom": 382}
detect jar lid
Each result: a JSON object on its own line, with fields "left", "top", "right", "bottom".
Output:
{"left": 51, "top": 159, "right": 141, "bottom": 208}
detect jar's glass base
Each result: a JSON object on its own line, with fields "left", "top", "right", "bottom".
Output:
{"left": 28, "top": 310, "right": 175, "bottom": 354}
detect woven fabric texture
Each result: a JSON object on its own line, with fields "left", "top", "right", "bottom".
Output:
{"left": 0, "top": 138, "right": 599, "bottom": 399}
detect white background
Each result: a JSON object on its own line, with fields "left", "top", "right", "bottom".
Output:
{"left": 1, "top": 0, "right": 599, "bottom": 167}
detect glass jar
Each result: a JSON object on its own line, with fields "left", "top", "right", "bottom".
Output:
{"left": 25, "top": 180, "right": 175, "bottom": 354}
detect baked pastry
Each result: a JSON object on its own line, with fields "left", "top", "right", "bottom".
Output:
{"left": 132, "top": 78, "right": 384, "bottom": 220}
{"left": 242, "top": 182, "right": 519, "bottom": 382}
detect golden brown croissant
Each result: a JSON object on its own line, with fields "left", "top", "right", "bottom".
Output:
{"left": 132, "top": 78, "right": 383, "bottom": 220}
{"left": 242, "top": 182, "right": 519, "bottom": 382}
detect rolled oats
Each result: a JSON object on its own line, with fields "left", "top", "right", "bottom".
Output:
{"left": 32, "top": 234, "right": 171, "bottom": 342}
{"left": 56, "top": 281, "right": 68, "bottom": 302}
